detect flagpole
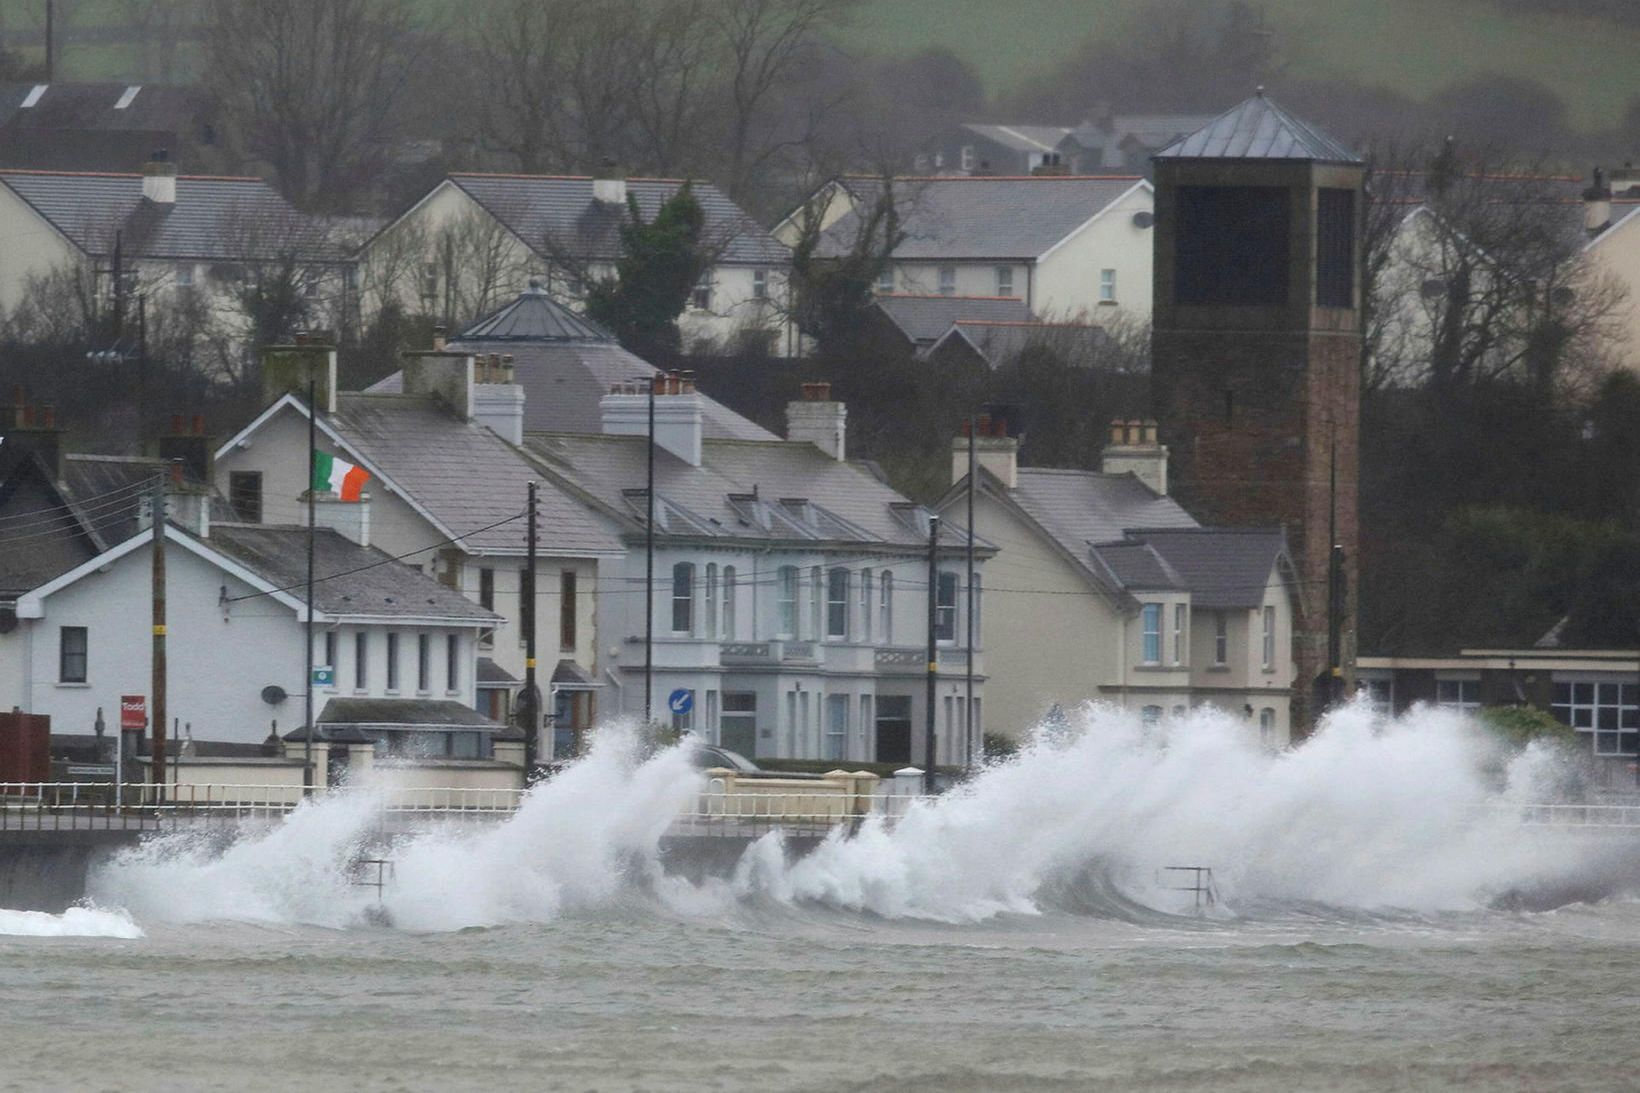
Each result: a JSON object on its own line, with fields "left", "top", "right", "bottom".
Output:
{"left": 304, "top": 377, "right": 316, "bottom": 793}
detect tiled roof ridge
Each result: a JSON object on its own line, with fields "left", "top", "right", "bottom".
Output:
{"left": 843, "top": 173, "right": 1143, "bottom": 182}
{"left": 451, "top": 171, "right": 707, "bottom": 185}
{"left": 0, "top": 167, "right": 267, "bottom": 182}
{"left": 953, "top": 319, "right": 1097, "bottom": 328}
{"left": 1126, "top": 525, "right": 1282, "bottom": 536}
{"left": 879, "top": 293, "right": 1021, "bottom": 301}
{"left": 1375, "top": 168, "right": 1585, "bottom": 183}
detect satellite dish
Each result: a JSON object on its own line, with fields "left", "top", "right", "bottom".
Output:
{"left": 261, "top": 684, "right": 288, "bottom": 705}
{"left": 1132, "top": 210, "right": 1155, "bottom": 229}
{"left": 0, "top": 609, "right": 15, "bottom": 634}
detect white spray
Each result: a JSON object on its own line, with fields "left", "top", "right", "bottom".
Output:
{"left": 86, "top": 703, "right": 1615, "bottom": 930}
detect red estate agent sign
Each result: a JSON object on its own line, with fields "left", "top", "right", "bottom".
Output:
{"left": 120, "top": 695, "right": 147, "bottom": 730}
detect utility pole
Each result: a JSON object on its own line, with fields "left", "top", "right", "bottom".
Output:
{"left": 924, "top": 513, "right": 940, "bottom": 795}
{"left": 303, "top": 378, "right": 316, "bottom": 792}
{"left": 43, "top": 0, "right": 54, "bottom": 83}
{"left": 136, "top": 294, "right": 147, "bottom": 438}
{"left": 643, "top": 374, "right": 656, "bottom": 724}
{"left": 522, "top": 480, "right": 539, "bottom": 779}
{"left": 150, "top": 469, "right": 167, "bottom": 798}
{"left": 964, "top": 418, "right": 977, "bottom": 772}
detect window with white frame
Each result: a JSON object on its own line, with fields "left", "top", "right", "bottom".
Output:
{"left": 671, "top": 562, "right": 695, "bottom": 634}
{"left": 880, "top": 571, "right": 893, "bottom": 644}
{"left": 938, "top": 266, "right": 957, "bottom": 296}
{"left": 1172, "top": 603, "right": 1187, "bottom": 665}
{"left": 827, "top": 567, "right": 850, "bottom": 638}
{"left": 58, "top": 626, "right": 88, "bottom": 683}
{"left": 860, "top": 569, "right": 873, "bottom": 642}
{"left": 1099, "top": 268, "right": 1117, "bottom": 302}
{"left": 825, "top": 694, "right": 848, "bottom": 761}
{"left": 777, "top": 565, "right": 798, "bottom": 637}
{"left": 752, "top": 268, "right": 769, "bottom": 300}
{"left": 174, "top": 263, "right": 194, "bottom": 288}
{"left": 1435, "top": 678, "right": 1480, "bottom": 713}
{"left": 971, "top": 572, "right": 982, "bottom": 645}
{"left": 1361, "top": 675, "right": 1393, "bottom": 718}
{"left": 386, "top": 633, "right": 400, "bottom": 692}
{"left": 1141, "top": 604, "right": 1161, "bottom": 664}
{"left": 1261, "top": 606, "right": 1276, "bottom": 669}
{"left": 995, "top": 266, "right": 1013, "bottom": 297}
{"left": 420, "top": 263, "right": 438, "bottom": 303}
{"left": 1553, "top": 679, "right": 1638, "bottom": 757}
{"left": 935, "top": 571, "right": 959, "bottom": 643}
{"left": 1213, "top": 612, "right": 1228, "bottom": 665}
{"left": 877, "top": 266, "right": 894, "bottom": 294}
{"left": 1259, "top": 707, "right": 1276, "bottom": 748}
{"left": 809, "top": 566, "right": 822, "bottom": 641}
{"left": 721, "top": 566, "right": 736, "bottom": 640}
{"left": 961, "top": 144, "right": 975, "bottom": 172}
{"left": 691, "top": 273, "right": 713, "bottom": 311}
{"left": 417, "top": 634, "right": 430, "bottom": 692}
{"left": 445, "top": 634, "right": 460, "bottom": 691}
{"left": 354, "top": 632, "right": 368, "bottom": 689}
{"left": 704, "top": 564, "right": 718, "bottom": 639}
{"left": 1141, "top": 704, "right": 1163, "bottom": 725}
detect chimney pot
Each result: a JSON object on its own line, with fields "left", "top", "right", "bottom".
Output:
{"left": 22, "top": 405, "right": 35, "bottom": 427}
{"left": 431, "top": 326, "right": 447, "bottom": 351}
{"left": 41, "top": 404, "right": 55, "bottom": 429}
{"left": 191, "top": 414, "right": 205, "bottom": 436}
{"left": 1110, "top": 419, "right": 1126, "bottom": 445}
{"left": 294, "top": 331, "right": 310, "bottom": 347}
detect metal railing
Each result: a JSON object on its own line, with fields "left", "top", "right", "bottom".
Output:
{"left": 1469, "top": 802, "right": 1640, "bottom": 829}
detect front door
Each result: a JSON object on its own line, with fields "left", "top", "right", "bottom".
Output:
{"left": 875, "top": 696, "right": 912, "bottom": 764}
{"left": 720, "top": 691, "right": 758, "bottom": 758}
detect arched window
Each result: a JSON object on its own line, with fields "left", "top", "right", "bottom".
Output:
{"left": 671, "top": 562, "right": 694, "bottom": 634}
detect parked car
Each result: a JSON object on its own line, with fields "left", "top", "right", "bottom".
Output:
{"left": 688, "top": 743, "right": 823, "bottom": 779}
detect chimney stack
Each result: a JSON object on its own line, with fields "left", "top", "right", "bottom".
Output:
{"left": 1032, "top": 153, "right": 1070, "bottom": 177}
{"left": 600, "top": 372, "right": 704, "bottom": 466}
{"left": 401, "top": 328, "right": 476, "bottom": 422}
{"left": 472, "top": 353, "right": 526, "bottom": 445}
{"left": 1585, "top": 166, "right": 1613, "bottom": 236}
{"left": 593, "top": 159, "right": 628, "bottom": 206}
{"left": 0, "top": 388, "right": 65, "bottom": 481}
{"left": 951, "top": 414, "right": 1019, "bottom": 489}
{"left": 785, "top": 381, "right": 847, "bottom": 461}
{"left": 142, "top": 149, "right": 176, "bottom": 205}
{"left": 157, "top": 412, "right": 213, "bottom": 484}
{"left": 260, "top": 338, "right": 339, "bottom": 415}
{"left": 1101, "top": 417, "right": 1168, "bottom": 495}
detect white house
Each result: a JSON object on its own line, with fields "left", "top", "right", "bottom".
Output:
{"left": 521, "top": 381, "right": 993, "bottom": 769}
{"left": 776, "top": 173, "right": 1156, "bottom": 324}
{"left": 358, "top": 171, "right": 795, "bottom": 355}
{"left": 0, "top": 156, "right": 350, "bottom": 338}
{"left": 4, "top": 506, "right": 502, "bottom": 751}
{"left": 935, "top": 420, "right": 1298, "bottom": 746}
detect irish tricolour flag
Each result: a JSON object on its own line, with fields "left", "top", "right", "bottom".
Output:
{"left": 313, "top": 451, "right": 369, "bottom": 501}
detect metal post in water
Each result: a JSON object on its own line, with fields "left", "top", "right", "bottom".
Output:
{"left": 924, "top": 514, "right": 940, "bottom": 795}
{"left": 522, "top": 480, "right": 539, "bottom": 779}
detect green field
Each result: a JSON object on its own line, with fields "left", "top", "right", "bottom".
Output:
{"left": 12, "top": 0, "right": 1640, "bottom": 130}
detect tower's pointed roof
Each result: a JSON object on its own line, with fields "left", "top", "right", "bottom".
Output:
{"left": 458, "top": 279, "right": 615, "bottom": 343}
{"left": 1155, "top": 90, "right": 1362, "bottom": 165}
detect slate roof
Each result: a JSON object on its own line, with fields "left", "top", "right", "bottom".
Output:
{"left": 817, "top": 175, "right": 1146, "bottom": 261}
{"left": 1009, "top": 468, "right": 1198, "bottom": 556}
{"left": 315, "top": 697, "right": 502, "bottom": 729}
{"left": 320, "top": 392, "right": 622, "bottom": 557}
{"left": 0, "top": 168, "right": 336, "bottom": 261}
{"left": 929, "top": 320, "right": 1114, "bottom": 370}
{"left": 1155, "top": 93, "right": 1362, "bottom": 165}
{"left": 445, "top": 173, "right": 788, "bottom": 265}
{"left": 872, "top": 294, "right": 1032, "bottom": 345}
{"left": 960, "top": 124, "right": 1073, "bottom": 153}
{"left": 366, "top": 286, "right": 777, "bottom": 441}
{"left": 1123, "top": 527, "right": 1289, "bottom": 609}
{"left": 0, "top": 456, "right": 99, "bottom": 597}
{"left": 1064, "top": 115, "right": 1217, "bottom": 153}
{"left": 60, "top": 454, "right": 169, "bottom": 548}
{"left": 525, "top": 433, "right": 980, "bottom": 551}
{"left": 0, "top": 82, "right": 203, "bottom": 132}
{"left": 206, "top": 524, "right": 502, "bottom": 622}
{"left": 1088, "top": 539, "right": 1187, "bottom": 592}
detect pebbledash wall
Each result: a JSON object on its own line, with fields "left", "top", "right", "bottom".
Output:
{"left": 2, "top": 528, "right": 483, "bottom": 745}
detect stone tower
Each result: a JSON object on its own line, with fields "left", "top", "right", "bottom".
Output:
{"left": 1149, "top": 92, "right": 1365, "bottom": 734}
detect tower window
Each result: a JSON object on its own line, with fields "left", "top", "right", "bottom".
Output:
{"left": 1174, "top": 185, "right": 1290, "bottom": 306}
{"left": 1316, "top": 188, "right": 1356, "bottom": 308}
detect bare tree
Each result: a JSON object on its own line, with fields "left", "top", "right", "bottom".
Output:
{"left": 201, "top": 0, "right": 428, "bottom": 211}
{"left": 1364, "top": 141, "right": 1628, "bottom": 396}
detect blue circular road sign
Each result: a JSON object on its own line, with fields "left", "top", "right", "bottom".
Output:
{"left": 668, "top": 688, "right": 694, "bottom": 715}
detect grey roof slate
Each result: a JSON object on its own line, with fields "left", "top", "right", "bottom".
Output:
{"left": 321, "top": 392, "right": 622, "bottom": 556}
{"left": 930, "top": 320, "right": 1113, "bottom": 370}
{"left": 1009, "top": 467, "right": 1198, "bottom": 565}
{"left": 1123, "top": 527, "right": 1289, "bottom": 609}
{"left": 960, "top": 124, "right": 1073, "bottom": 153}
{"left": 873, "top": 294, "right": 1032, "bottom": 345}
{"left": 817, "top": 175, "right": 1145, "bottom": 261}
{"left": 0, "top": 456, "right": 97, "bottom": 596}
{"left": 1155, "top": 93, "right": 1362, "bottom": 165}
{"left": 446, "top": 174, "right": 788, "bottom": 265}
{"left": 525, "top": 433, "right": 974, "bottom": 551}
{"left": 0, "top": 168, "right": 338, "bottom": 261}
{"left": 1089, "top": 539, "right": 1186, "bottom": 591}
{"left": 367, "top": 286, "right": 777, "bottom": 442}
{"left": 60, "top": 454, "right": 167, "bottom": 549}
{"left": 0, "top": 82, "right": 204, "bottom": 133}
{"left": 206, "top": 523, "right": 502, "bottom": 621}
{"left": 1065, "top": 115, "right": 1217, "bottom": 151}
{"left": 477, "top": 656, "right": 520, "bottom": 686}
